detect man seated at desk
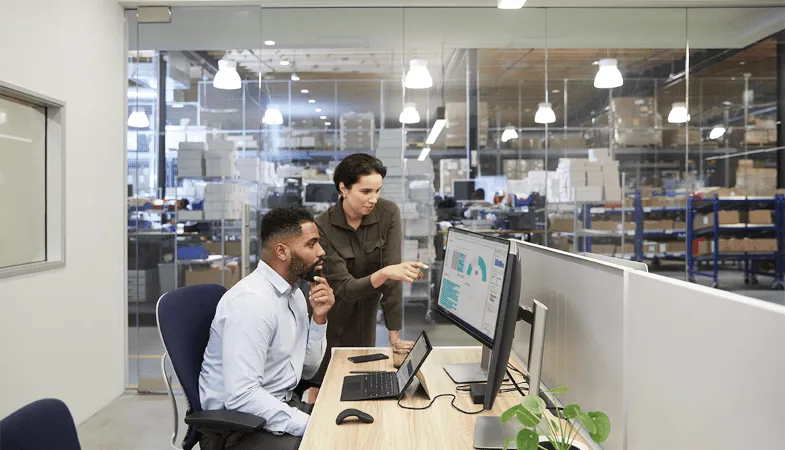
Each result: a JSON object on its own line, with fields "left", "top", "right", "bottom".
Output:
{"left": 199, "top": 206, "right": 335, "bottom": 449}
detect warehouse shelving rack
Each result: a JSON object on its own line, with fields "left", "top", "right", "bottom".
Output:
{"left": 686, "top": 194, "right": 785, "bottom": 290}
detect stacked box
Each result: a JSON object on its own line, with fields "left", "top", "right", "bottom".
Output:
{"left": 549, "top": 215, "right": 581, "bottom": 232}
{"left": 607, "top": 97, "right": 662, "bottom": 147}
{"left": 439, "top": 158, "right": 469, "bottom": 196}
{"left": 444, "top": 101, "right": 489, "bottom": 148}
{"left": 236, "top": 158, "right": 261, "bottom": 183}
{"left": 204, "top": 183, "right": 248, "bottom": 220}
{"left": 504, "top": 160, "right": 545, "bottom": 183}
{"left": 556, "top": 159, "right": 588, "bottom": 203}
{"left": 177, "top": 142, "right": 207, "bottom": 178}
{"left": 377, "top": 130, "right": 406, "bottom": 204}
{"left": 128, "top": 269, "right": 159, "bottom": 303}
{"left": 206, "top": 140, "right": 239, "bottom": 178}
{"left": 663, "top": 129, "right": 701, "bottom": 148}
{"left": 340, "top": 112, "right": 375, "bottom": 151}
{"left": 736, "top": 166, "right": 776, "bottom": 195}
{"left": 402, "top": 239, "right": 419, "bottom": 261}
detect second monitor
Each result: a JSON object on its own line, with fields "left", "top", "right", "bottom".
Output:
{"left": 436, "top": 227, "right": 516, "bottom": 385}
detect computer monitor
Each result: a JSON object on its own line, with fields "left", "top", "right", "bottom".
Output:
{"left": 303, "top": 181, "right": 339, "bottom": 205}
{"left": 453, "top": 180, "right": 476, "bottom": 201}
{"left": 436, "top": 227, "right": 516, "bottom": 387}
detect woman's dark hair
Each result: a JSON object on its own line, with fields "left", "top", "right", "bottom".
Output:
{"left": 333, "top": 153, "right": 387, "bottom": 192}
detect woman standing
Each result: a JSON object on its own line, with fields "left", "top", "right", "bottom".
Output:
{"left": 312, "top": 153, "right": 426, "bottom": 384}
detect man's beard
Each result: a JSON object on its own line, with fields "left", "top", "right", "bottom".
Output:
{"left": 288, "top": 254, "right": 323, "bottom": 282}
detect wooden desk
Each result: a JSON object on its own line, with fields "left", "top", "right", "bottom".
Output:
{"left": 299, "top": 346, "right": 587, "bottom": 449}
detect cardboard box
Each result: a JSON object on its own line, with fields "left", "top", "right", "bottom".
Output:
{"left": 667, "top": 241, "right": 688, "bottom": 253}
{"left": 591, "top": 245, "right": 615, "bottom": 255}
{"left": 719, "top": 211, "right": 740, "bottom": 225}
{"left": 752, "top": 239, "right": 778, "bottom": 252}
{"left": 549, "top": 216, "right": 580, "bottom": 232}
{"left": 672, "top": 221, "right": 687, "bottom": 231}
{"left": 663, "top": 129, "right": 701, "bottom": 148}
{"left": 185, "top": 264, "right": 241, "bottom": 289}
{"left": 738, "top": 159, "right": 754, "bottom": 169}
{"left": 747, "top": 210, "right": 772, "bottom": 224}
{"left": 697, "top": 239, "right": 712, "bottom": 255}
{"left": 203, "top": 240, "right": 243, "bottom": 257}
{"left": 614, "top": 243, "right": 635, "bottom": 255}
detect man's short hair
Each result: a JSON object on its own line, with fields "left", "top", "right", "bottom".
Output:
{"left": 260, "top": 206, "right": 315, "bottom": 247}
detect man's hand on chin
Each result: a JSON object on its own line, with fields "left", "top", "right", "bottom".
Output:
{"left": 309, "top": 276, "right": 334, "bottom": 324}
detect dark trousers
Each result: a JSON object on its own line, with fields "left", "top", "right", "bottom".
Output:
{"left": 312, "top": 299, "right": 380, "bottom": 383}
{"left": 199, "top": 394, "right": 313, "bottom": 450}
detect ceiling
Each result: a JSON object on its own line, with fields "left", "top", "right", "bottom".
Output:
{"left": 119, "top": 1, "right": 785, "bottom": 8}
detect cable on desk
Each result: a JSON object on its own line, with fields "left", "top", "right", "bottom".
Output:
{"left": 506, "top": 369, "right": 529, "bottom": 398}
{"left": 397, "top": 394, "right": 485, "bottom": 415}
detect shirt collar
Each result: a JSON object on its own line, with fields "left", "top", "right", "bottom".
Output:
{"left": 257, "top": 261, "right": 295, "bottom": 297}
{"left": 330, "top": 198, "right": 380, "bottom": 231}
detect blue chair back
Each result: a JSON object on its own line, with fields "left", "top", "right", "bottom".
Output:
{"left": 0, "top": 398, "right": 81, "bottom": 450}
{"left": 157, "top": 283, "right": 227, "bottom": 450}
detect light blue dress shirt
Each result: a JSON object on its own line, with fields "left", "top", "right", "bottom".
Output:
{"left": 198, "top": 261, "right": 327, "bottom": 437}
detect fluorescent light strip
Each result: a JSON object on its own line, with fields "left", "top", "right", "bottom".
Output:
{"left": 418, "top": 147, "right": 431, "bottom": 161}
{"left": 425, "top": 119, "right": 446, "bottom": 145}
{"left": 704, "top": 145, "right": 785, "bottom": 162}
{"left": 0, "top": 134, "right": 33, "bottom": 143}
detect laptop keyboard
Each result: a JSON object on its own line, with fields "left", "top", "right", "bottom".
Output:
{"left": 362, "top": 372, "right": 397, "bottom": 398}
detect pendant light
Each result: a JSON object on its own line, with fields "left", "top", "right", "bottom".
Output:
{"left": 498, "top": 0, "right": 527, "bottom": 8}
{"left": 667, "top": 102, "right": 690, "bottom": 124}
{"left": 417, "top": 147, "right": 431, "bottom": 161}
{"left": 291, "top": 72, "right": 300, "bottom": 81}
{"left": 709, "top": 125, "right": 727, "bottom": 140}
{"left": 213, "top": 59, "right": 241, "bottom": 90}
{"left": 594, "top": 58, "right": 623, "bottom": 89}
{"left": 399, "top": 103, "right": 420, "bottom": 124}
{"left": 262, "top": 105, "right": 284, "bottom": 126}
{"left": 404, "top": 59, "right": 433, "bottom": 89}
{"left": 127, "top": 109, "right": 150, "bottom": 129}
{"left": 501, "top": 125, "right": 519, "bottom": 143}
{"left": 534, "top": 103, "right": 556, "bottom": 125}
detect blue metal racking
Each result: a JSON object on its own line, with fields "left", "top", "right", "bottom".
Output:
{"left": 686, "top": 194, "right": 785, "bottom": 289}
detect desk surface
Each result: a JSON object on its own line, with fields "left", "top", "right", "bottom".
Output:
{"left": 299, "top": 346, "right": 588, "bottom": 449}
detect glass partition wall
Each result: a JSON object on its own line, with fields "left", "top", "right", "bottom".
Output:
{"left": 126, "top": 6, "right": 785, "bottom": 389}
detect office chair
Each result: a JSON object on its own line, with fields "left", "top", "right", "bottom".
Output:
{"left": 0, "top": 398, "right": 81, "bottom": 450}
{"left": 157, "top": 284, "right": 266, "bottom": 450}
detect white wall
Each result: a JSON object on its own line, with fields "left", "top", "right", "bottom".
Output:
{"left": 0, "top": 0, "right": 127, "bottom": 425}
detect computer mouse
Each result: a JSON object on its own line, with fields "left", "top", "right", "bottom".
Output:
{"left": 335, "top": 408, "right": 374, "bottom": 425}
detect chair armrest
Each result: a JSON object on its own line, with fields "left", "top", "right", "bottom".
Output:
{"left": 185, "top": 410, "right": 266, "bottom": 434}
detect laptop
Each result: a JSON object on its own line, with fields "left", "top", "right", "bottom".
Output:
{"left": 340, "top": 331, "right": 432, "bottom": 401}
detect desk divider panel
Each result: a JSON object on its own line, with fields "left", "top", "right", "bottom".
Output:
{"left": 625, "top": 271, "right": 785, "bottom": 450}
{"left": 510, "top": 241, "right": 626, "bottom": 450}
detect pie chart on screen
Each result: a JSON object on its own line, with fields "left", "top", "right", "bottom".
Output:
{"left": 466, "top": 256, "right": 487, "bottom": 282}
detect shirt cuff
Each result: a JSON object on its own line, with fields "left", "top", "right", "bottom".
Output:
{"left": 309, "top": 317, "right": 328, "bottom": 340}
{"left": 285, "top": 408, "right": 311, "bottom": 437}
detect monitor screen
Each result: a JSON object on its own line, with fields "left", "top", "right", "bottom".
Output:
{"left": 436, "top": 228, "right": 511, "bottom": 346}
{"left": 304, "top": 183, "right": 339, "bottom": 203}
{"left": 453, "top": 180, "right": 475, "bottom": 201}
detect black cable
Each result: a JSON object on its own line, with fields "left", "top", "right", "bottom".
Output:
{"left": 507, "top": 369, "right": 529, "bottom": 398}
{"left": 397, "top": 394, "right": 485, "bottom": 415}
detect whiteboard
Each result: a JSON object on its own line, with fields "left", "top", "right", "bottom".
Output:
{"left": 0, "top": 93, "right": 47, "bottom": 269}
{"left": 626, "top": 272, "right": 785, "bottom": 450}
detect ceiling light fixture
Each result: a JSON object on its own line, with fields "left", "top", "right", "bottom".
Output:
{"left": 425, "top": 107, "right": 447, "bottom": 145}
{"left": 497, "top": 0, "right": 527, "bottom": 9}
{"left": 594, "top": 58, "right": 623, "bottom": 89}
{"left": 404, "top": 59, "right": 433, "bottom": 90}
{"left": 291, "top": 72, "right": 300, "bottom": 81}
{"left": 501, "top": 125, "right": 519, "bottom": 143}
{"left": 418, "top": 147, "right": 431, "bottom": 161}
{"left": 280, "top": 60, "right": 290, "bottom": 66}
{"left": 264, "top": 40, "right": 275, "bottom": 46}
{"left": 127, "top": 109, "right": 150, "bottom": 129}
{"left": 709, "top": 125, "right": 727, "bottom": 140}
{"left": 324, "top": 121, "right": 331, "bottom": 126}
{"left": 213, "top": 59, "right": 241, "bottom": 90}
{"left": 534, "top": 102, "right": 556, "bottom": 125}
{"left": 262, "top": 105, "right": 284, "bottom": 126}
{"left": 667, "top": 102, "right": 690, "bottom": 124}
{"left": 301, "top": 89, "right": 309, "bottom": 94}
{"left": 319, "top": 115, "right": 327, "bottom": 120}
{"left": 308, "top": 99, "right": 316, "bottom": 104}
{"left": 399, "top": 103, "right": 420, "bottom": 124}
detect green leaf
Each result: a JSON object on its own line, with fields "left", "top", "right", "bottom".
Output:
{"left": 516, "top": 428, "right": 540, "bottom": 450}
{"left": 578, "top": 412, "right": 597, "bottom": 435}
{"left": 545, "top": 385, "right": 569, "bottom": 395}
{"left": 501, "top": 405, "right": 520, "bottom": 424}
{"left": 503, "top": 435, "right": 511, "bottom": 450}
{"left": 550, "top": 419, "right": 560, "bottom": 433}
{"left": 563, "top": 404, "right": 581, "bottom": 420}
{"left": 521, "top": 395, "right": 547, "bottom": 416}
{"left": 516, "top": 408, "right": 542, "bottom": 428}
{"left": 587, "top": 412, "right": 611, "bottom": 443}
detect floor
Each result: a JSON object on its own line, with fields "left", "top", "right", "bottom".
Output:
{"left": 81, "top": 269, "right": 783, "bottom": 449}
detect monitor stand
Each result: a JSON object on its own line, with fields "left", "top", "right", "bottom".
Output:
{"left": 472, "top": 416, "right": 524, "bottom": 449}
{"left": 443, "top": 346, "right": 491, "bottom": 383}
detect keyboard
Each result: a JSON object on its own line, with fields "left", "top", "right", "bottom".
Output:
{"left": 362, "top": 372, "right": 397, "bottom": 398}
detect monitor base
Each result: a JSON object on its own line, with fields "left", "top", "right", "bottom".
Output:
{"left": 443, "top": 363, "right": 488, "bottom": 384}
{"left": 472, "top": 416, "right": 523, "bottom": 449}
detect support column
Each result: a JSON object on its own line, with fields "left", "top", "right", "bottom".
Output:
{"left": 467, "top": 49, "right": 479, "bottom": 179}
{"left": 776, "top": 31, "right": 785, "bottom": 189}
{"left": 157, "top": 52, "right": 167, "bottom": 199}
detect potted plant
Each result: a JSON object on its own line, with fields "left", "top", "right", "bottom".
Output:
{"left": 500, "top": 386, "right": 610, "bottom": 450}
